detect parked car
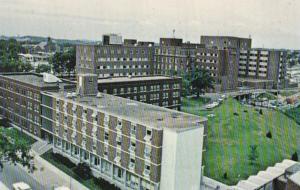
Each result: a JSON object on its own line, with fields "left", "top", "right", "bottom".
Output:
{"left": 12, "top": 182, "right": 32, "bottom": 190}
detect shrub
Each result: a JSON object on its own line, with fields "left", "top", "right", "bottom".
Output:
{"left": 52, "top": 153, "right": 76, "bottom": 168}
{"left": 259, "top": 109, "right": 263, "bottom": 115}
{"left": 223, "top": 172, "right": 228, "bottom": 179}
{"left": 243, "top": 110, "right": 248, "bottom": 113}
{"left": 266, "top": 131, "right": 272, "bottom": 139}
{"left": 0, "top": 118, "right": 10, "bottom": 128}
{"left": 73, "top": 163, "right": 92, "bottom": 180}
{"left": 233, "top": 112, "right": 239, "bottom": 116}
{"left": 93, "top": 178, "right": 120, "bottom": 190}
{"left": 291, "top": 152, "right": 299, "bottom": 161}
{"left": 248, "top": 145, "right": 259, "bottom": 165}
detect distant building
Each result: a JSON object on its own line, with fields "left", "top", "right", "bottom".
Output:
{"left": 194, "top": 48, "right": 239, "bottom": 91}
{"left": 238, "top": 48, "right": 288, "bottom": 89}
{"left": 102, "top": 34, "right": 123, "bottom": 45}
{"left": 76, "top": 44, "right": 154, "bottom": 78}
{"left": 97, "top": 76, "right": 182, "bottom": 110}
{"left": 18, "top": 52, "right": 53, "bottom": 69}
{"left": 287, "top": 64, "right": 300, "bottom": 85}
{"left": 124, "top": 39, "right": 137, "bottom": 46}
{"left": 201, "top": 35, "right": 252, "bottom": 50}
{"left": 0, "top": 73, "right": 75, "bottom": 137}
{"left": 154, "top": 38, "right": 238, "bottom": 91}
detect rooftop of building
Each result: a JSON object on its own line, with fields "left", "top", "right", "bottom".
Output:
{"left": 97, "top": 76, "right": 181, "bottom": 84}
{"left": 289, "top": 171, "right": 300, "bottom": 185}
{"left": 235, "top": 159, "right": 298, "bottom": 190}
{"left": 200, "top": 35, "right": 252, "bottom": 40}
{"left": 42, "top": 90, "right": 206, "bottom": 131}
{"left": 0, "top": 72, "right": 75, "bottom": 88}
{"left": 238, "top": 78, "right": 274, "bottom": 83}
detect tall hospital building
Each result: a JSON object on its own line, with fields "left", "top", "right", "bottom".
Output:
{"left": 40, "top": 74, "right": 207, "bottom": 190}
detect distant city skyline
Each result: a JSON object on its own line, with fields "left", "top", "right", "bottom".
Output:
{"left": 0, "top": 0, "right": 300, "bottom": 49}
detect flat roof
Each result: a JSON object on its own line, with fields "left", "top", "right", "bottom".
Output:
{"left": 43, "top": 91, "right": 206, "bottom": 130}
{"left": 238, "top": 78, "right": 274, "bottom": 83}
{"left": 0, "top": 73, "right": 75, "bottom": 88}
{"left": 289, "top": 171, "right": 300, "bottom": 185}
{"left": 98, "top": 76, "right": 181, "bottom": 84}
{"left": 201, "top": 35, "right": 251, "bottom": 40}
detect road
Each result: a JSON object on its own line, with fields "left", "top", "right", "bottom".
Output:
{"left": 0, "top": 162, "right": 48, "bottom": 190}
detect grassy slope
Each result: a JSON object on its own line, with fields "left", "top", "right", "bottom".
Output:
{"left": 182, "top": 97, "right": 300, "bottom": 185}
{"left": 285, "top": 106, "right": 300, "bottom": 124}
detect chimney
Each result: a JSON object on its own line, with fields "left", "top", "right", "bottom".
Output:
{"left": 77, "top": 74, "right": 98, "bottom": 96}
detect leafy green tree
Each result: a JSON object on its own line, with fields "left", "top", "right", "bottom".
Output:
{"left": 181, "top": 72, "right": 192, "bottom": 97}
{"left": 248, "top": 145, "right": 259, "bottom": 165}
{"left": 64, "top": 47, "right": 76, "bottom": 76}
{"left": 0, "top": 128, "right": 34, "bottom": 171}
{"left": 191, "top": 69, "right": 215, "bottom": 98}
{"left": 51, "top": 47, "right": 75, "bottom": 76}
{"left": 36, "top": 64, "right": 51, "bottom": 73}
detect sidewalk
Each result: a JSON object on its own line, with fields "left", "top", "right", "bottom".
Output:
{"left": 9, "top": 123, "right": 90, "bottom": 190}
{"left": 31, "top": 150, "right": 89, "bottom": 190}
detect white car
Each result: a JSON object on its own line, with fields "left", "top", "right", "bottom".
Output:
{"left": 54, "top": 186, "right": 71, "bottom": 190}
{"left": 12, "top": 182, "right": 32, "bottom": 190}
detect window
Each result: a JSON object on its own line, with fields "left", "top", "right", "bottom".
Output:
{"left": 129, "top": 158, "right": 135, "bottom": 170}
{"left": 116, "top": 118, "right": 122, "bottom": 130}
{"left": 144, "top": 145, "right": 151, "bottom": 159}
{"left": 144, "top": 129, "right": 152, "bottom": 142}
{"left": 104, "top": 132, "right": 109, "bottom": 143}
{"left": 143, "top": 164, "right": 151, "bottom": 177}
{"left": 130, "top": 141, "right": 136, "bottom": 152}
{"left": 116, "top": 136, "right": 122, "bottom": 147}
{"left": 131, "top": 123, "right": 136, "bottom": 136}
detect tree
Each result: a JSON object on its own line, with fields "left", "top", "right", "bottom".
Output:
{"left": 191, "top": 69, "right": 215, "bottom": 98}
{"left": 64, "top": 47, "right": 76, "bottom": 76}
{"left": 36, "top": 64, "right": 51, "bottom": 73}
{"left": 51, "top": 47, "right": 76, "bottom": 76}
{"left": 51, "top": 52, "right": 64, "bottom": 74}
{"left": 266, "top": 131, "right": 272, "bottom": 139}
{"left": 248, "top": 145, "right": 259, "bottom": 165}
{"left": 291, "top": 152, "right": 298, "bottom": 161}
{"left": 73, "top": 162, "right": 92, "bottom": 180}
{"left": 0, "top": 128, "right": 33, "bottom": 171}
{"left": 181, "top": 72, "right": 192, "bottom": 97}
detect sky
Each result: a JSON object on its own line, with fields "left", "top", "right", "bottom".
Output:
{"left": 0, "top": 0, "right": 299, "bottom": 49}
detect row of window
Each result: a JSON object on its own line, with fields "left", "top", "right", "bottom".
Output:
{"left": 97, "top": 64, "right": 150, "bottom": 70}
{"left": 54, "top": 139, "right": 155, "bottom": 189}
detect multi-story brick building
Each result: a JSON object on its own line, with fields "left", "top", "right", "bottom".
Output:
{"left": 154, "top": 39, "right": 201, "bottom": 76}
{"left": 200, "top": 35, "right": 252, "bottom": 50}
{"left": 154, "top": 38, "right": 239, "bottom": 91}
{"left": 97, "top": 76, "right": 182, "bottom": 110}
{"left": 194, "top": 48, "right": 239, "bottom": 91}
{"left": 76, "top": 44, "right": 154, "bottom": 78}
{"left": 238, "top": 48, "right": 288, "bottom": 88}
{"left": 0, "top": 73, "right": 75, "bottom": 137}
{"left": 40, "top": 74, "right": 207, "bottom": 190}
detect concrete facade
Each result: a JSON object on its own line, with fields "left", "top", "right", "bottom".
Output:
{"left": 76, "top": 44, "right": 154, "bottom": 78}
{"left": 238, "top": 49, "right": 288, "bottom": 88}
{"left": 0, "top": 73, "right": 75, "bottom": 137}
{"left": 200, "top": 36, "right": 252, "bottom": 50}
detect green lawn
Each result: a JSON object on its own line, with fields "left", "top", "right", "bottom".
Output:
{"left": 182, "top": 97, "right": 300, "bottom": 185}
{"left": 0, "top": 127, "right": 36, "bottom": 146}
{"left": 181, "top": 97, "right": 211, "bottom": 116}
{"left": 41, "top": 150, "right": 120, "bottom": 190}
{"left": 284, "top": 106, "right": 300, "bottom": 124}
